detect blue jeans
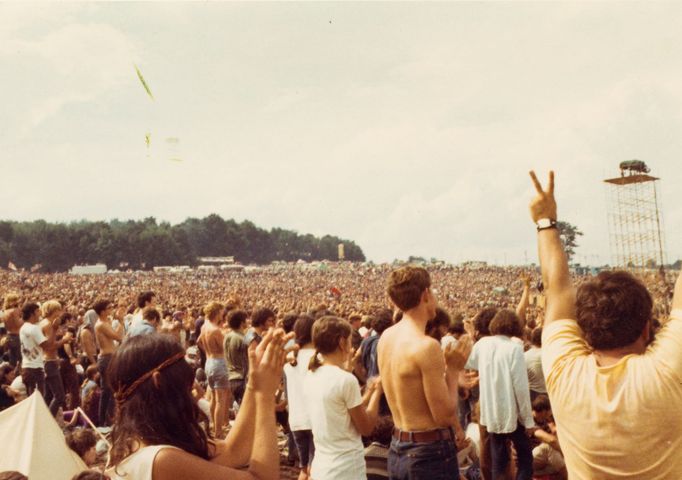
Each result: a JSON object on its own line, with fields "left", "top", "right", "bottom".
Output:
{"left": 388, "top": 437, "right": 459, "bottom": 480}
{"left": 489, "top": 423, "right": 532, "bottom": 480}
{"left": 97, "top": 354, "right": 113, "bottom": 426}
{"left": 44, "top": 359, "right": 66, "bottom": 417}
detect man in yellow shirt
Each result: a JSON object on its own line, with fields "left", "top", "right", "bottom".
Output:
{"left": 528, "top": 170, "right": 682, "bottom": 479}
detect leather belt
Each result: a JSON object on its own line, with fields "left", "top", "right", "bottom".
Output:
{"left": 392, "top": 427, "right": 453, "bottom": 443}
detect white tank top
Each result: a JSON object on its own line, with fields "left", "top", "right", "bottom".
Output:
{"left": 106, "top": 445, "right": 179, "bottom": 480}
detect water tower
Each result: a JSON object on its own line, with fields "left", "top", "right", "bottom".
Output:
{"left": 604, "top": 160, "right": 666, "bottom": 270}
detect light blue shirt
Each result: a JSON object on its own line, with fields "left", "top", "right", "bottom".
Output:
{"left": 127, "top": 319, "right": 156, "bottom": 337}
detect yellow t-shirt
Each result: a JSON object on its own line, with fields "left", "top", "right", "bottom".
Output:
{"left": 542, "top": 310, "right": 682, "bottom": 480}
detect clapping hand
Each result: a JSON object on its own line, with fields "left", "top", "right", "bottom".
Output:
{"left": 247, "top": 328, "right": 294, "bottom": 395}
{"left": 444, "top": 334, "right": 472, "bottom": 371}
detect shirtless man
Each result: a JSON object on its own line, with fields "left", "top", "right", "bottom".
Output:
{"left": 40, "top": 300, "right": 72, "bottom": 416}
{"left": 79, "top": 310, "right": 98, "bottom": 368}
{"left": 3, "top": 293, "right": 23, "bottom": 367}
{"left": 198, "top": 301, "right": 232, "bottom": 437}
{"left": 378, "top": 266, "right": 472, "bottom": 479}
{"left": 94, "top": 299, "right": 123, "bottom": 426}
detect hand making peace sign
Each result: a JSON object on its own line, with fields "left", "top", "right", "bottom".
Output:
{"left": 529, "top": 170, "right": 557, "bottom": 224}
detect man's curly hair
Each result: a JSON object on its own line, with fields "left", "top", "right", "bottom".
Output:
{"left": 576, "top": 270, "right": 652, "bottom": 350}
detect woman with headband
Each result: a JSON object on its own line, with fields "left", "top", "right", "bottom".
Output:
{"left": 104, "top": 328, "right": 291, "bottom": 480}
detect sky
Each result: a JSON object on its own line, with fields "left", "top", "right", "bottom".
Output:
{"left": 1, "top": 2, "right": 680, "bottom": 266}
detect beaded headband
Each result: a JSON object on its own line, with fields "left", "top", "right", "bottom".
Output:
{"left": 114, "top": 350, "right": 186, "bottom": 407}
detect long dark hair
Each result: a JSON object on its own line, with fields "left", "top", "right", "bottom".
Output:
{"left": 107, "top": 334, "right": 210, "bottom": 465}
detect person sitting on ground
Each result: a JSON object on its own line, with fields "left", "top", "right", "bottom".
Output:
{"left": 364, "top": 415, "right": 394, "bottom": 480}
{"left": 0, "top": 362, "right": 20, "bottom": 411}
{"left": 105, "top": 329, "right": 292, "bottom": 479}
{"left": 528, "top": 170, "right": 682, "bottom": 478}
{"left": 530, "top": 395, "right": 566, "bottom": 480}
{"left": 66, "top": 428, "right": 99, "bottom": 466}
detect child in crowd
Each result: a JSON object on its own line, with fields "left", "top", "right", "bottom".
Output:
{"left": 303, "top": 316, "right": 383, "bottom": 480}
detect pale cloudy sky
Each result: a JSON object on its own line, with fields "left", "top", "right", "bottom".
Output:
{"left": 1, "top": 2, "right": 680, "bottom": 265}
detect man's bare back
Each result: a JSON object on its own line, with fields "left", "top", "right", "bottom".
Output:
{"left": 379, "top": 320, "right": 446, "bottom": 431}
{"left": 4, "top": 309, "right": 22, "bottom": 334}
{"left": 199, "top": 321, "right": 224, "bottom": 358}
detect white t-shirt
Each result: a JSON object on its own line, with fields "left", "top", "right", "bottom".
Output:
{"left": 284, "top": 348, "right": 315, "bottom": 431}
{"left": 524, "top": 346, "right": 546, "bottom": 393}
{"left": 20, "top": 322, "right": 47, "bottom": 369}
{"left": 303, "top": 364, "right": 365, "bottom": 480}
{"left": 441, "top": 335, "right": 458, "bottom": 350}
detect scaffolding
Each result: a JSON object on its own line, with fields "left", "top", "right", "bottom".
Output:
{"left": 604, "top": 161, "right": 666, "bottom": 270}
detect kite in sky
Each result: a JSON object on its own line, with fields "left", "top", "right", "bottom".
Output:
{"left": 134, "top": 64, "right": 154, "bottom": 100}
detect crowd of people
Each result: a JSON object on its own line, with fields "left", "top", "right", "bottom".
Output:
{"left": 0, "top": 172, "right": 680, "bottom": 480}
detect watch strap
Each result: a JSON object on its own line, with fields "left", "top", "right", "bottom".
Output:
{"left": 536, "top": 218, "right": 558, "bottom": 231}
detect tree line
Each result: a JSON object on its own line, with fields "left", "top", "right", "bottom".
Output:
{"left": 0, "top": 214, "right": 365, "bottom": 272}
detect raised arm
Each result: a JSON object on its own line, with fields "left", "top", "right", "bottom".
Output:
{"left": 516, "top": 273, "right": 531, "bottom": 325}
{"left": 529, "top": 171, "right": 576, "bottom": 325}
{"left": 154, "top": 330, "right": 289, "bottom": 480}
{"left": 101, "top": 322, "right": 124, "bottom": 342}
{"left": 212, "top": 329, "right": 292, "bottom": 470}
{"left": 420, "top": 335, "right": 472, "bottom": 438}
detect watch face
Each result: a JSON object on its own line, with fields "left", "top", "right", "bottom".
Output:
{"left": 537, "top": 219, "right": 550, "bottom": 228}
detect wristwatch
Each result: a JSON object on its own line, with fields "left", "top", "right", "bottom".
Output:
{"left": 536, "top": 218, "right": 557, "bottom": 231}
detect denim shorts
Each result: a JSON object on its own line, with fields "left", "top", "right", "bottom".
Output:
{"left": 205, "top": 357, "right": 230, "bottom": 390}
{"left": 388, "top": 437, "right": 459, "bottom": 480}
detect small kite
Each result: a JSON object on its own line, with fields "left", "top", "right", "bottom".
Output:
{"left": 134, "top": 64, "right": 154, "bottom": 100}
{"left": 145, "top": 132, "right": 151, "bottom": 149}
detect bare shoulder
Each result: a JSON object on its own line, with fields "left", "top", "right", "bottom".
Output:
{"left": 153, "top": 446, "right": 247, "bottom": 480}
{"left": 413, "top": 336, "right": 442, "bottom": 364}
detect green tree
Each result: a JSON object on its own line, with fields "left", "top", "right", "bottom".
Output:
{"left": 557, "top": 221, "right": 583, "bottom": 263}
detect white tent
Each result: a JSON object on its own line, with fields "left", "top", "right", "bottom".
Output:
{"left": 0, "top": 392, "right": 87, "bottom": 479}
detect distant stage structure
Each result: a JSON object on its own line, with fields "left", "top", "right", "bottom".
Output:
{"left": 604, "top": 160, "right": 666, "bottom": 270}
